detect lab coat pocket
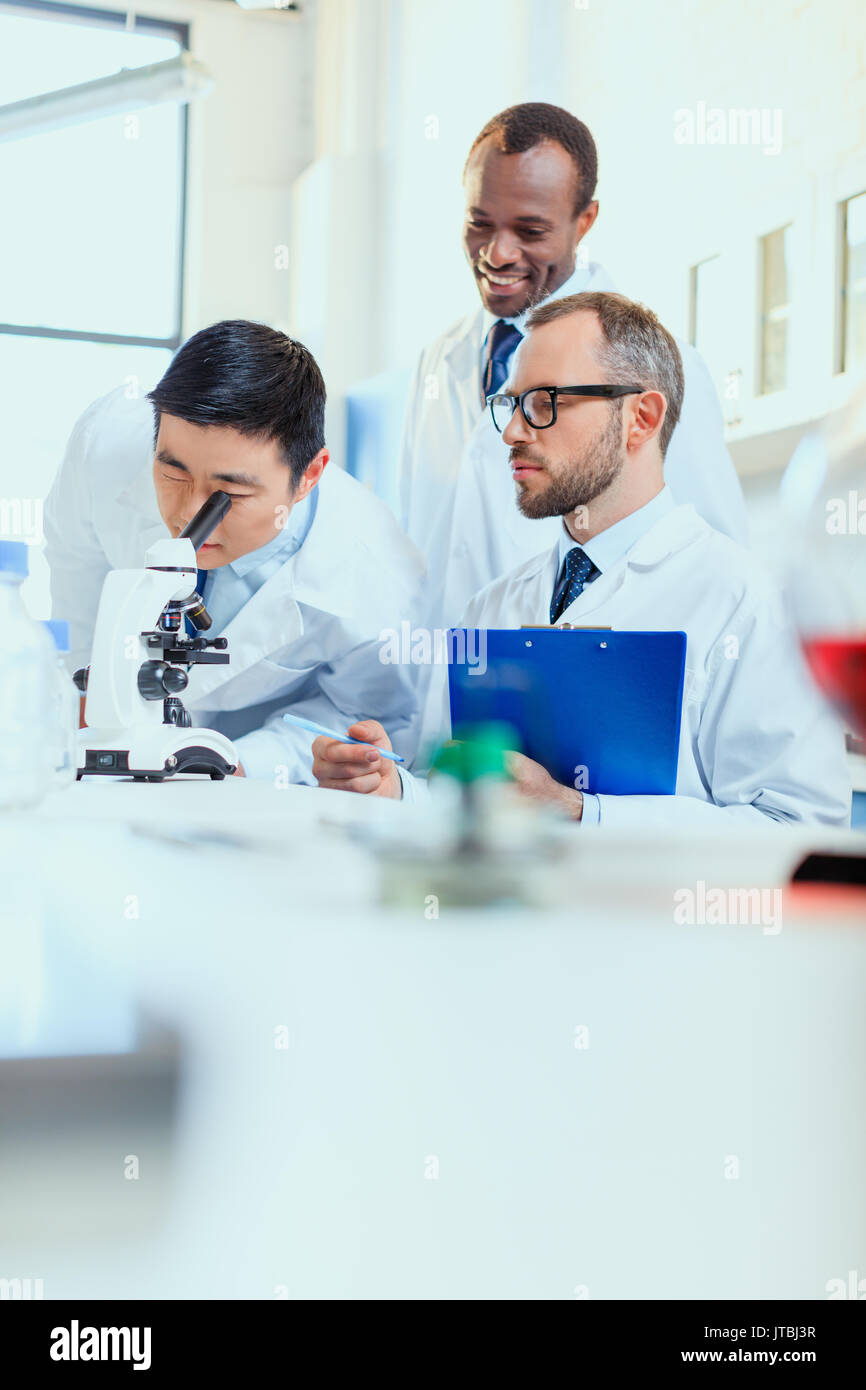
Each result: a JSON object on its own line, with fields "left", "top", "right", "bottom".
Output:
{"left": 248, "top": 658, "right": 318, "bottom": 703}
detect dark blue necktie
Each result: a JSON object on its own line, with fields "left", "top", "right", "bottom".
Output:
{"left": 481, "top": 320, "right": 523, "bottom": 406}
{"left": 550, "top": 547, "right": 599, "bottom": 624}
{"left": 184, "top": 567, "right": 209, "bottom": 637}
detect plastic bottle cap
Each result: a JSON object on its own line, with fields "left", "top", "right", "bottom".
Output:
{"left": 431, "top": 721, "right": 521, "bottom": 782}
{"left": 0, "top": 540, "right": 29, "bottom": 576}
{"left": 42, "top": 619, "right": 70, "bottom": 653}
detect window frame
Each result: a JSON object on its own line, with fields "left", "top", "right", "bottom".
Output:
{"left": 0, "top": 0, "right": 190, "bottom": 352}
{"left": 689, "top": 254, "right": 721, "bottom": 351}
{"left": 757, "top": 223, "right": 793, "bottom": 398}
{"left": 836, "top": 189, "right": 866, "bottom": 377}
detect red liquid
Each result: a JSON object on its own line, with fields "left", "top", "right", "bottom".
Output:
{"left": 802, "top": 636, "right": 866, "bottom": 739}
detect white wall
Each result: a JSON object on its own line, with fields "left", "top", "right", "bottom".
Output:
{"left": 557, "top": 0, "right": 866, "bottom": 482}
{"left": 292, "top": 0, "right": 533, "bottom": 384}
{"left": 293, "top": 0, "right": 866, "bottom": 520}
{"left": 291, "top": 0, "right": 541, "bottom": 458}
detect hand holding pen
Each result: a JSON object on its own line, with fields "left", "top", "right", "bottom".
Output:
{"left": 299, "top": 716, "right": 404, "bottom": 799}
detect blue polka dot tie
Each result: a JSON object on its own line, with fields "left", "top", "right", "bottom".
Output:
{"left": 550, "top": 546, "right": 598, "bottom": 624}
{"left": 481, "top": 320, "right": 523, "bottom": 406}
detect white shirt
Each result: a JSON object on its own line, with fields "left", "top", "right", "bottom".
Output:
{"left": 400, "top": 502, "right": 851, "bottom": 829}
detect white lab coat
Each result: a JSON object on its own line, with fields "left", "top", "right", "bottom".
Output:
{"left": 43, "top": 387, "right": 426, "bottom": 782}
{"left": 402, "top": 503, "right": 851, "bottom": 829}
{"left": 398, "top": 261, "right": 748, "bottom": 630}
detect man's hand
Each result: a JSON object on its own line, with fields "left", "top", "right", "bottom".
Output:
{"left": 312, "top": 719, "right": 402, "bottom": 798}
{"left": 506, "top": 751, "right": 583, "bottom": 820}
{"left": 233, "top": 763, "right": 245, "bottom": 777}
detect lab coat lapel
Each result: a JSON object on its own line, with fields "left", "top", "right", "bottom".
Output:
{"left": 188, "top": 559, "right": 304, "bottom": 703}
{"left": 285, "top": 469, "right": 364, "bottom": 620}
{"left": 528, "top": 547, "right": 561, "bottom": 621}
{"left": 555, "top": 504, "right": 704, "bottom": 624}
{"left": 488, "top": 546, "right": 558, "bottom": 625}
{"left": 557, "top": 559, "right": 628, "bottom": 622}
{"left": 444, "top": 309, "right": 485, "bottom": 419}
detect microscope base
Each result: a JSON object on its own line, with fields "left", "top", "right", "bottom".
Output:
{"left": 77, "top": 725, "right": 240, "bottom": 781}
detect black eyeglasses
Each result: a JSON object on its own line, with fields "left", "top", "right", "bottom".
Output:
{"left": 488, "top": 384, "right": 644, "bottom": 433}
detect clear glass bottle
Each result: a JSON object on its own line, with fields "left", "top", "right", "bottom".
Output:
{"left": 0, "top": 542, "right": 55, "bottom": 810}
{"left": 41, "top": 619, "right": 79, "bottom": 789}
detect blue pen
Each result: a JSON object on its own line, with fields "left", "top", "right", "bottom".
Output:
{"left": 281, "top": 712, "right": 405, "bottom": 763}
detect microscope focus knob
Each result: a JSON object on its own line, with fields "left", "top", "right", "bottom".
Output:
{"left": 164, "top": 698, "right": 192, "bottom": 728}
{"left": 163, "top": 666, "right": 189, "bottom": 695}
{"left": 138, "top": 660, "right": 189, "bottom": 699}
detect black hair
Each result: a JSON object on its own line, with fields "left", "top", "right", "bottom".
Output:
{"left": 147, "top": 320, "right": 326, "bottom": 487}
{"left": 465, "top": 102, "right": 599, "bottom": 216}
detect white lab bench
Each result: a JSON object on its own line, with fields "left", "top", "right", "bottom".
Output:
{"left": 1, "top": 777, "right": 865, "bottom": 1300}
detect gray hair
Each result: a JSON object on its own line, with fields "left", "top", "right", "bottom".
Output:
{"left": 525, "top": 290, "right": 684, "bottom": 457}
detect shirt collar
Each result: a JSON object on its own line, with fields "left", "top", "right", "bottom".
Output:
{"left": 222, "top": 486, "right": 317, "bottom": 580}
{"left": 557, "top": 486, "right": 676, "bottom": 578}
{"left": 482, "top": 258, "right": 594, "bottom": 343}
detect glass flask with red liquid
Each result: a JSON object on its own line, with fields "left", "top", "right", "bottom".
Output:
{"left": 780, "top": 379, "right": 866, "bottom": 741}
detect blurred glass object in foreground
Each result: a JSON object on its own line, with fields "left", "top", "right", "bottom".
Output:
{"left": 0, "top": 872, "right": 180, "bottom": 1244}
{"left": 780, "top": 377, "right": 866, "bottom": 739}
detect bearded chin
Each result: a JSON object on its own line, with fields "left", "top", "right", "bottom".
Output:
{"left": 516, "top": 463, "right": 620, "bottom": 519}
{"left": 515, "top": 420, "right": 625, "bottom": 520}
{"left": 516, "top": 480, "right": 573, "bottom": 519}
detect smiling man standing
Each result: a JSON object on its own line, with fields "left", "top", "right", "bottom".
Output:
{"left": 44, "top": 320, "right": 425, "bottom": 781}
{"left": 399, "top": 102, "right": 747, "bottom": 631}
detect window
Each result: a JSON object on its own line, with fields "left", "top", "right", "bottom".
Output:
{"left": 838, "top": 191, "right": 866, "bottom": 375}
{"left": 0, "top": 0, "right": 188, "bottom": 614}
{"left": 758, "top": 225, "right": 792, "bottom": 396}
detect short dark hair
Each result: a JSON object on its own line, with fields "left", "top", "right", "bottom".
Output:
{"left": 465, "top": 102, "right": 598, "bottom": 216}
{"left": 526, "top": 291, "right": 684, "bottom": 458}
{"left": 147, "top": 320, "right": 326, "bottom": 487}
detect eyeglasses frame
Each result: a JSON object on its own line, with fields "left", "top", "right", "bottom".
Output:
{"left": 487, "top": 384, "right": 646, "bottom": 433}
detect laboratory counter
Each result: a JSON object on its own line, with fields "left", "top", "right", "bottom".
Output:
{"left": 1, "top": 776, "right": 864, "bottom": 1299}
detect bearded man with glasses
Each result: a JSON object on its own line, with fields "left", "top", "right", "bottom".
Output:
{"left": 311, "top": 292, "right": 850, "bottom": 833}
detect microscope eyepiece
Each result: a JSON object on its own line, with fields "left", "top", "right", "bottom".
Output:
{"left": 179, "top": 490, "right": 233, "bottom": 550}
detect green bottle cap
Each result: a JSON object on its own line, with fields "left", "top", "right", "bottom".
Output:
{"left": 431, "top": 721, "right": 521, "bottom": 782}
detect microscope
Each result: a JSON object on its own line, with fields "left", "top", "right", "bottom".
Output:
{"left": 74, "top": 492, "right": 240, "bottom": 781}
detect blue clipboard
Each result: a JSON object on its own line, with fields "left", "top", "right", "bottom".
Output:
{"left": 447, "top": 629, "right": 687, "bottom": 796}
